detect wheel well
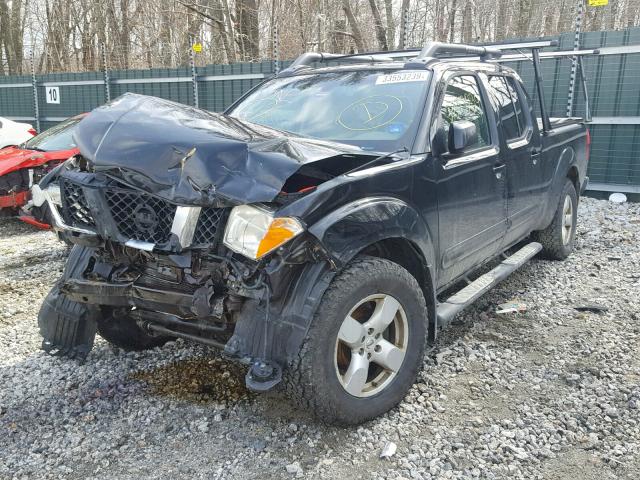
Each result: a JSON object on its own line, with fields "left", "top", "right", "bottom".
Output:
{"left": 567, "top": 166, "right": 580, "bottom": 197}
{"left": 361, "top": 238, "right": 434, "bottom": 305}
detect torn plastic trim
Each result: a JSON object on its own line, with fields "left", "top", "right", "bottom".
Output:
{"left": 38, "top": 246, "right": 100, "bottom": 362}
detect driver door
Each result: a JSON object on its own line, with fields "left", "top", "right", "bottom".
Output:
{"left": 434, "top": 73, "right": 508, "bottom": 288}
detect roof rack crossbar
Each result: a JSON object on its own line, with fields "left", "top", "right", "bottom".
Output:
{"left": 285, "top": 52, "right": 395, "bottom": 71}
{"left": 483, "top": 40, "right": 558, "bottom": 51}
{"left": 416, "top": 42, "right": 502, "bottom": 60}
{"left": 283, "top": 40, "right": 563, "bottom": 73}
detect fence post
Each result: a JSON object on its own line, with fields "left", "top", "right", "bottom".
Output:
{"left": 30, "top": 51, "right": 40, "bottom": 132}
{"left": 273, "top": 21, "right": 280, "bottom": 74}
{"left": 399, "top": 4, "right": 410, "bottom": 49}
{"left": 189, "top": 36, "right": 199, "bottom": 108}
{"left": 101, "top": 43, "right": 111, "bottom": 103}
{"left": 567, "top": 0, "right": 584, "bottom": 117}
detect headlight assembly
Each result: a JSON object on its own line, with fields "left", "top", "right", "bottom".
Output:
{"left": 223, "top": 205, "right": 304, "bottom": 260}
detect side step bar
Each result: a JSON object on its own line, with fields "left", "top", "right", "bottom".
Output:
{"left": 436, "top": 242, "right": 542, "bottom": 325}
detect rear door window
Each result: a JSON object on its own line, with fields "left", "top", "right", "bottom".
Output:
{"left": 488, "top": 76, "right": 523, "bottom": 140}
{"left": 507, "top": 77, "right": 528, "bottom": 135}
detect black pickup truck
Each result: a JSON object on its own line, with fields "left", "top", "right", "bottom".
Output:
{"left": 38, "top": 42, "right": 589, "bottom": 424}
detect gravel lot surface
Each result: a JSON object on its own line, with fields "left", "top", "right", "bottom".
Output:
{"left": 1, "top": 197, "right": 639, "bottom": 480}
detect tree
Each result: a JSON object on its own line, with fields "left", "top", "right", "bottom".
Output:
{"left": 0, "top": 0, "right": 26, "bottom": 74}
{"left": 2, "top": 0, "right": 640, "bottom": 74}
{"left": 342, "top": 0, "right": 366, "bottom": 52}
{"left": 368, "top": 0, "right": 388, "bottom": 50}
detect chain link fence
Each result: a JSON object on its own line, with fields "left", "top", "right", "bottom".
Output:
{"left": 1, "top": 27, "right": 639, "bottom": 192}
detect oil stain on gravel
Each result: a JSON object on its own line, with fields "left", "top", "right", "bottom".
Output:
{"left": 130, "top": 356, "right": 255, "bottom": 405}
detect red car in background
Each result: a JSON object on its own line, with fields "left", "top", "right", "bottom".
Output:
{"left": 0, "top": 114, "right": 86, "bottom": 227}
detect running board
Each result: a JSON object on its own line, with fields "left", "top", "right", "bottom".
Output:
{"left": 436, "top": 242, "right": 542, "bottom": 326}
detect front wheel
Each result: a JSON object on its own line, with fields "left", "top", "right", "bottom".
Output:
{"left": 532, "top": 179, "right": 578, "bottom": 260}
{"left": 283, "top": 256, "right": 428, "bottom": 425}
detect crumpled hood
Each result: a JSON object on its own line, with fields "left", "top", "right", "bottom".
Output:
{"left": 0, "top": 146, "right": 77, "bottom": 177}
{"left": 74, "top": 93, "right": 363, "bottom": 205}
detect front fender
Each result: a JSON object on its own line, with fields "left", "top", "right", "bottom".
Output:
{"left": 308, "top": 196, "right": 436, "bottom": 270}
{"left": 230, "top": 197, "right": 438, "bottom": 369}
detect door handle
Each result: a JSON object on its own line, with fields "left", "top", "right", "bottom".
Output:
{"left": 493, "top": 163, "right": 505, "bottom": 180}
{"left": 531, "top": 146, "right": 542, "bottom": 165}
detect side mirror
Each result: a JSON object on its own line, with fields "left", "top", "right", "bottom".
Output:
{"left": 448, "top": 120, "right": 477, "bottom": 153}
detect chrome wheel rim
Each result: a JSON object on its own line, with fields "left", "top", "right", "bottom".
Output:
{"left": 334, "top": 294, "right": 408, "bottom": 398}
{"left": 562, "top": 195, "right": 573, "bottom": 245}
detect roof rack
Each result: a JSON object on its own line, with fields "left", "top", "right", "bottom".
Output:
{"left": 285, "top": 40, "right": 561, "bottom": 69}
{"left": 281, "top": 39, "right": 596, "bottom": 132}
{"left": 282, "top": 40, "right": 515, "bottom": 73}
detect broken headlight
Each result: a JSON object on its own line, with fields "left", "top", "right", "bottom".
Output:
{"left": 223, "top": 205, "right": 304, "bottom": 260}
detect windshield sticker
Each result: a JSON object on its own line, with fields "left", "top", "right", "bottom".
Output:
{"left": 375, "top": 71, "right": 429, "bottom": 85}
{"left": 337, "top": 95, "right": 403, "bottom": 131}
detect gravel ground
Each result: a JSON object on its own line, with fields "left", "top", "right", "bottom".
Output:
{"left": 1, "top": 196, "right": 639, "bottom": 480}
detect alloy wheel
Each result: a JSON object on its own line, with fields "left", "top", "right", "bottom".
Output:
{"left": 334, "top": 294, "right": 409, "bottom": 398}
{"left": 562, "top": 194, "right": 573, "bottom": 245}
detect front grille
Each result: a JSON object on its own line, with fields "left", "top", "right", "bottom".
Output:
{"left": 59, "top": 177, "right": 229, "bottom": 249}
{"left": 192, "top": 207, "right": 228, "bottom": 247}
{"left": 105, "top": 189, "right": 177, "bottom": 244}
{"left": 60, "top": 180, "right": 95, "bottom": 227}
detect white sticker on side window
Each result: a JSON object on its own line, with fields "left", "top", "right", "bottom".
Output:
{"left": 376, "top": 71, "right": 430, "bottom": 85}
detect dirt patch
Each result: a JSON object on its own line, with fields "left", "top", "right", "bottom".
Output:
{"left": 130, "top": 356, "right": 255, "bottom": 405}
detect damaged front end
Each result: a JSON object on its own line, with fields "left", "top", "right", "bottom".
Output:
{"left": 39, "top": 94, "right": 372, "bottom": 390}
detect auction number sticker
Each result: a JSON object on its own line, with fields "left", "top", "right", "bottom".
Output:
{"left": 45, "top": 86, "right": 60, "bottom": 104}
{"left": 376, "top": 71, "right": 430, "bottom": 85}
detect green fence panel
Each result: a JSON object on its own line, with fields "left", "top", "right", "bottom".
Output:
{"left": 588, "top": 124, "right": 640, "bottom": 186}
{"left": 198, "top": 61, "right": 273, "bottom": 112}
{"left": 37, "top": 71, "right": 106, "bottom": 120}
{"left": 0, "top": 74, "right": 34, "bottom": 121}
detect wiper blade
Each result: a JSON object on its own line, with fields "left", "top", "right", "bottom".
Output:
{"left": 344, "top": 147, "right": 409, "bottom": 175}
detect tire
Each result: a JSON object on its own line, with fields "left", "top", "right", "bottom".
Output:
{"left": 532, "top": 179, "right": 578, "bottom": 260}
{"left": 97, "top": 307, "right": 172, "bottom": 351}
{"left": 283, "top": 256, "right": 428, "bottom": 425}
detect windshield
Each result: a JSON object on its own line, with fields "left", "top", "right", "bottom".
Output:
{"left": 22, "top": 116, "right": 82, "bottom": 152}
{"left": 229, "top": 70, "right": 431, "bottom": 152}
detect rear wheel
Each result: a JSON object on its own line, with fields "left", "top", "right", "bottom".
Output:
{"left": 283, "top": 256, "right": 428, "bottom": 424}
{"left": 532, "top": 179, "right": 578, "bottom": 260}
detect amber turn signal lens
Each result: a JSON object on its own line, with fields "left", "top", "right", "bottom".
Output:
{"left": 223, "top": 205, "right": 304, "bottom": 259}
{"left": 256, "top": 218, "right": 304, "bottom": 258}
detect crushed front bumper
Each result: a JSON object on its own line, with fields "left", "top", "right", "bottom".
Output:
{"left": 62, "top": 278, "right": 196, "bottom": 312}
